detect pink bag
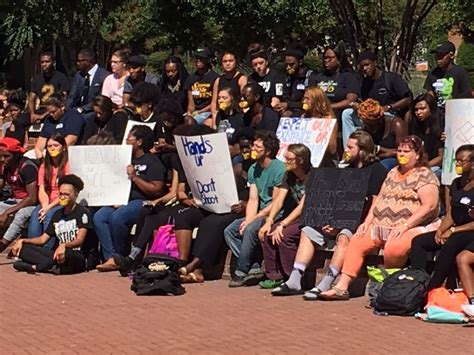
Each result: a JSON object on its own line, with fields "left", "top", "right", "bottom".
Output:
{"left": 149, "top": 222, "right": 179, "bottom": 258}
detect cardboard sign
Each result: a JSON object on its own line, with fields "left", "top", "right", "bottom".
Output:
{"left": 121, "top": 120, "right": 157, "bottom": 144}
{"left": 301, "top": 168, "right": 370, "bottom": 231}
{"left": 442, "top": 99, "right": 474, "bottom": 185}
{"left": 276, "top": 117, "right": 337, "bottom": 167}
{"left": 175, "top": 132, "right": 239, "bottom": 213}
{"left": 69, "top": 145, "right": 132, "bottom": 206}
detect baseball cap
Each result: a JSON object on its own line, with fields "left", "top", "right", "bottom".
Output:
{"left": 192, "top": 48, "right": 212, "bottom": 60}
{"left": 431, "top": 41, "right": 455, "bottom": 54}
{"left": 128, "top": 55, "right": 146, "bottom": 67}
{"left": 0, "top": 137, "right": 26, "bottom": 154}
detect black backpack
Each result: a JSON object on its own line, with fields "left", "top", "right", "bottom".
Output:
{"left": 374, "top": 268, "right": 430, "bottom": 316}
{"left": 131, "top": 253, "right": 185, "bottom": 296}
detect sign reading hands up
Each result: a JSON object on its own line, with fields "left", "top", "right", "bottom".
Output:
{"left": 175, "top": 133, "right": 239, "bottom": 213}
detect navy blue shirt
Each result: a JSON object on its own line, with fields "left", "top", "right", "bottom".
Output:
{"left": 40, "top": 109, "right": 86, "bottom": 144}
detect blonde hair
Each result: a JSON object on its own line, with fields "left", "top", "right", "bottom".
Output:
{"left": 305, "top": 87, "right": 335, "bottom": 118}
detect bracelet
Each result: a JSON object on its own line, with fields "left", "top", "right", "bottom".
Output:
{"left": 375, "top": 145, "right": 381, "bottom": 154}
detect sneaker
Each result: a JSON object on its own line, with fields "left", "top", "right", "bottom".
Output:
{"left": 113, "top": 255, "right": 135, "bottom": 277}
{"left": 13, "top": 261, "right": 34, "bottom": 273}
{"left": 259, "top": 279, "right": 283, "bottom": 289}
{"left": 228, "top": 275, "right": 246, "bottom": 288}
{"left": 271, "top": 283, "right": 304, "bottom": 296}
{"left": 243, "top": 272, "right": 265, "bottom": 287}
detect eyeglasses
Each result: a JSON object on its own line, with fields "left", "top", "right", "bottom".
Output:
{"left": 454, "top": 158, "right": 471, "bottom": 165}
{"left": 110, "top": 60, "right": 122, "bottom": 64}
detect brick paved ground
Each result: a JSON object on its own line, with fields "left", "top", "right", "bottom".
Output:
{"left": 0, "top": 255, "right": 472, "bottom": 354}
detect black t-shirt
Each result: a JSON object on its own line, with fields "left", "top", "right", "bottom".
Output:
{"left": 423, "top": 64, "right": 472, "bottom": 108}
{"left": 450, "top": 177, "right": 474, "bottom": 226}
{"left": 160, "top": 81, "right": 188, "bottom": 113}
{"left": 243, "top": 106, "right": 279, "bottom": 133}
{"left": 361, "top": 71, "right": 412, "bottom": 107}
{"left": 130, "top": 153, "right": 166, "bottom": 200}
{"left": 31, "top": 71, "right": 70, "bottom": 109}
{"left": 45, "top": 204, "right": 92, "bottom": 251}
{"left": 283, "top": 67, "right": 317, "bottom": 112}
{"left": 183, "top": 70, "right": 219, "bottom": 110}
{"left": 216, "top": 111, "right": 244, "bottom": 132}
{"left": 218, "top": 73, "right": 244, "bottom": 100}
{"left": 250, "top": 68, "right": 285, "bottom": 105}
{"left": 311, "top": 70, "right": 359, "bottom": 104}
{"left": 83, "top": 111, "right": 128, "bottom": 144}
{"left": 130, "top": 111, "right": 163, "bottom": 141}
{"left": 40, "top": 109, "right": 86, "bottom": 143}
{"left": 357, "top": 161, "right": 388, "bottom": 221}
{"left": 4, "top": 113, "right": 31, "bottom": 146}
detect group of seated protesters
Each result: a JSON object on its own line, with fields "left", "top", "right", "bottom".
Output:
{"left": 0, "top": 40, "right": 472, "bottom": 307}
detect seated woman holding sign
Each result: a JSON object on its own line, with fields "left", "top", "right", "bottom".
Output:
{"left": 257, "top": 143, "right": 312, "bottom": 289}
{"left": 271, "top": 131, "right": 387, "bottom": 297}
{"left": 301, "top": 86, "right": 338, "bottom": 166}
{"left": 95, "top": 125, "right": 166, "bottom": 271}
{"left": 240, "top": 82, "right": 280, "bottom": 133}
{"left": 11, "top": 175, "right": 92, "bottom": 275}
{"left": 410, "top": 144, "right": 474, "bottom": 292}
{"left": 320, "top": 136, "right": 441, "bottom": 300}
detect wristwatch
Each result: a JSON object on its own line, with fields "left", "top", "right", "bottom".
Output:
{"left": 450, "top": 226, "right": 456, "bottom": 233}
{"left": 387, "top": 104, "right": 393, "bottom": 111}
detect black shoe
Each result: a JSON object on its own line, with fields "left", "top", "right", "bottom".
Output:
{"left": 113, "top": 255, "right": 135, "bottom": 277}
{"left": 229, "top": 275, "right": 246, "bottom": 288}
{"left": 243, "top": 272, "right": 266, "bottom": 287}
{"left": 0, "top": 242, "right": 6, "bottom": 253}
{"left": 13, "top": 261, "right": 34, "bottom": 273}
{"left": 271, "top": 283, "right": 304, "bottom": 296}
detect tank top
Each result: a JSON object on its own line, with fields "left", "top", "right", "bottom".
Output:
{"left": 218, "top": 72, "right": 243, "bottom": 99}
{"left": 370, "top": 119, "right": 397, "bottom": 149}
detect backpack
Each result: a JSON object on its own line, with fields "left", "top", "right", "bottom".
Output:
{"left": 374, "top": 268, "right": 430, "bottom": 316}
{"left": 131, "top": 253, "right": 185, "bottom": 296}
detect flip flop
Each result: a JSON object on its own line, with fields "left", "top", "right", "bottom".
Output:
{"left": 319, "top": 287, "right": 350, "bottom": 301}
{"left": 180, "top": 272, "right": 204, "bottom": 284}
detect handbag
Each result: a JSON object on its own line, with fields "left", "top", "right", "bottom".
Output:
{"left": 149, "top": 219, "right": 179, "bottom": 258}
{"left": 426, "top": 287, "right": 469, "bottom": 313}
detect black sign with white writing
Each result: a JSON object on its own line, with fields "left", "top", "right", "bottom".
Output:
{"left": 301, "top": 168, "right": 370, "bottom": 231}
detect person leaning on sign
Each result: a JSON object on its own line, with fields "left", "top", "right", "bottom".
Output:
{"left": 271, "top": 131, "right": 387, "bottom": 298}
{"left": 95, "top": 125, "right": 166, "bottom": 272}
{"left": 11, "top": 174, "right": 92, "bottom": 275}
{"left": 301, "top": 86, "right": 338, "bottom": 167}
{"left": 224, "top": 130, "right": 286, "bottom": 287}
{"left": 256, "top": 143, "right": 313, "bottom": 290}
{"left": 320, "top": 136, "right": 441, "bottom": 301}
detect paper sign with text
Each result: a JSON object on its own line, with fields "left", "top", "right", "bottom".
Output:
{"left": 276, "top": 117, "right": 337, "bottom": 167}
{"left": 69, "top": 145, "right": 132, "bottom": 206}
{"left": 442, "top": 99, "right": 474, "bottom": 185}
{"left": 121, "top": 120, "right": 157, "bottom": 144}
{"left": 175, "top": 132, "right": 239, "bottom": 213}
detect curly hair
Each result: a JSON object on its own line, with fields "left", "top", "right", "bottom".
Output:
{"left": 254, "top": 130, "right": 280, "bottom": 159}
{"left": 357, "top": 98, "right": 384, "bottom": 121}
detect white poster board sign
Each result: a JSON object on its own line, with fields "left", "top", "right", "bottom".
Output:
{"left": 121, "top": 120, "right": 156, "bottom": 144}
{"left": 442, "top": 99, "right": 474, "bottom": 185}
{"left": 69, "top": 145, "right": 132, "bottom": 206}
{"left": 276, "top": 117, "right": 337, "bottom": 167}
{"left": 175, "top": 132, "right": 239, "bottom": 213}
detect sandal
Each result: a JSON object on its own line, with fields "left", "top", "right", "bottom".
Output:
{"left": 271, "top": 283, "right": 304, "bottom": 296}
{"left": 303, "top": 287, "right": 322, "bottom": 301}
{"left": 319, "top": 287, "right": 350, "bottom": 301}
{"left": 180, "top": 272, "right": 204, "bottom": 284}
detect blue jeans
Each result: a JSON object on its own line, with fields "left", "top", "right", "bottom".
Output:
{"left": 93, "top": 199, "right": 143, "bottom": 260}
{"left": 341, "top": 108, "right": 361, "bottom": 148}
{"left": 28, "top": 205, "right": 63, "bottom": 249}
{"left": 224, "top": 217, "right": 265, "bottom": 276}
{"left": 3, "top": 205, "right": 35, "bottom": 242}
{"left": 380, "top": 157, "right": 398, "bottom": 170}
